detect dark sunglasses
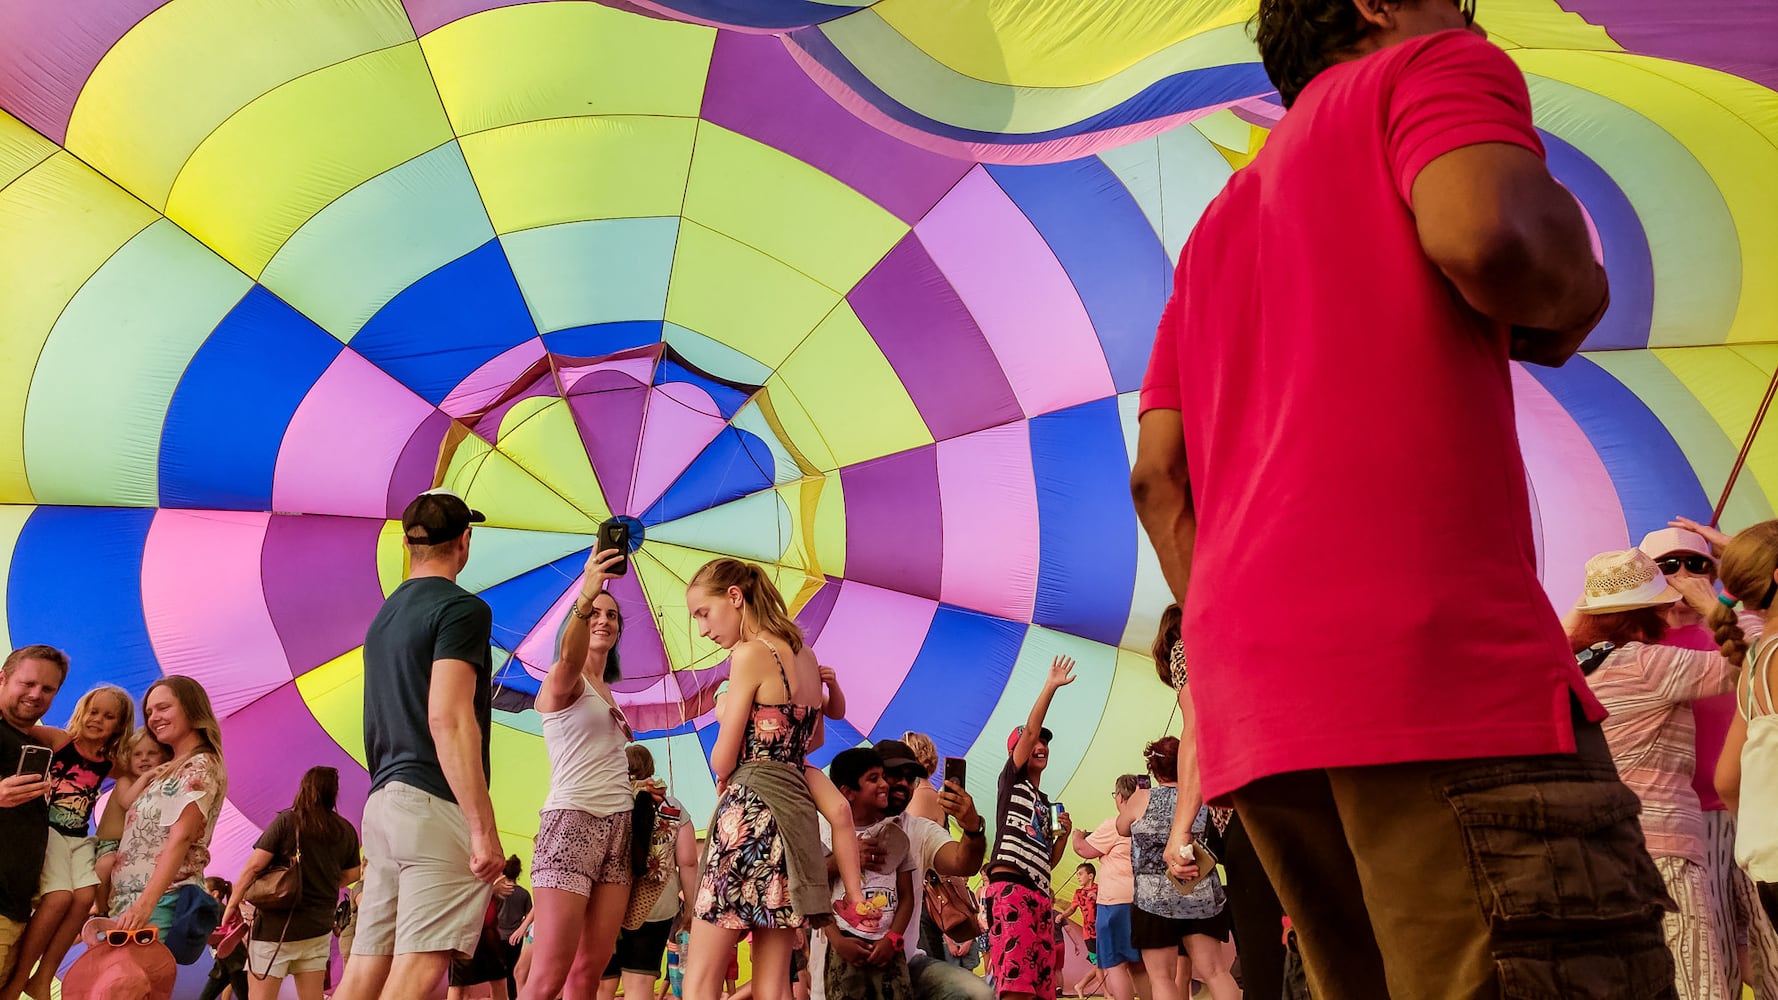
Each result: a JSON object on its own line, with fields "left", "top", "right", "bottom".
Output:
{"left": 102, "top": 927, "right": 159, "bottom": 946}
{"left": 1655, "top": 555, "right": 1716, "bottom": 575}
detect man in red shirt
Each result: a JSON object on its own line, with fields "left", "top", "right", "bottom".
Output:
{"left": 1129, "top": 0, "right": 1673, "bottom": 996}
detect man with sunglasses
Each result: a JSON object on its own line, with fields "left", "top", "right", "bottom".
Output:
{"left": 1642, "top": 522, "right": 1778, "bottom": 994}
{"left": 1131, "top": 0, "right": 1667, "bottom": 995}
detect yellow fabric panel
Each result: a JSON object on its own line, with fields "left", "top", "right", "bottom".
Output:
{"left": 0, "top": 153, "right": 158, "bottom": 504}
{"left": 633, "top": 546, "right": 727, "bottom": 672}
{"left": 492, "top": 397, "right": 612, "bottom": 524}
{"left": 1481, "top": 0, "right": 1621, "bottom": 53}
{"left": 664, "top": 221, "right": 841, "bottom": 370}
{"left": 751, "top": 382, "right": 838, "bottom": 475}
{"left": 375, "top": 520, "right": 408, "bottom": 597}
{"left": 869, "top": 0, "right": 1249, "bottom": 89}
{"left": 163, "top": 43, "right": 453, "bottom": 278}
{"left": 421, "top": 1, "right": 714, "bottom": 135}
{"left": 1652, "top": 346, "right": 1778, "bottom": 507}
{"left": 489, "top": 725, "right": 548, "bottom": 840}
{"left": 459, "top": 116, "right": 697, "bottom": 234}
{"left": 787, "top": 473, "right": 848, "bottom": 580}
{"left": 770, "top": 304, "right": 932, "bottom": 468}
{"left": 0, "top": 111, "right": 56, "bottom": 189}
{"left": 64, "top": 0, "right": 415, "bottom": 211}
{"left": 438, "top": 432, "right": 600, "bottom": 535}
{"left": 295, "top": 647, "right": 371, "bottom": 769}
{"left": 1519, "top": 51, "right": 1778, "bottom": 346}
{"left": 683, "top": 124, "right": 906, "bottom": 293}
{"left": 0, "top": 505, "right": 31, "bottom": 652}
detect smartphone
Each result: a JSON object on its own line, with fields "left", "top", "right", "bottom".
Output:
{"left": 596, "top": 518, "right": 631, "bottom": 577}
{"left": 1136, "top": 775, "right": 1151, "bottom": 790}
{"left": 16, "top": 744, "right": 51, "bottom": 780}
{"left": 942, "top": 756, "right": 967, "bottom": 790}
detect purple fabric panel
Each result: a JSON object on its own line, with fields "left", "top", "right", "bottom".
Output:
{"left": 223, "top": 685, "right": 372, "bottom": 828}
{"left": 1555, "top": 0, "right": 1778, "bottom": 92}
{"left": 403, "top": 0, "right": 531, "bottom": 35}
{"left": 839, "top": 446, "right": 943, "bottom": 600}
{"left": 467, "top": 378, "right": 560, "bottom": 443}
{"left": 608, "top": 569, "right": 672, "bottom": 692}
{"left": 701, "top": 32, "right": 974, "bottom": 224}
{"left": 849, "top": 235, "right": 1022, "bottom": 441}
{"left": 569, "top": 376, "right": 650, "bottom": 514}
{"left": 796, "top": 575, "right": 840, "bottom": 643}
{"left": 264, "top": 515, "right": 388, "bottom": 675}
{"left": 0, "top": 0, "right": 164, "bottom": 142}
{"left": 385, "top": 409, "right": 453, "bottom": 518}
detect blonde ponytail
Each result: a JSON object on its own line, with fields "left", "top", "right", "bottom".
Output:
{"left": 691, "top": 558, "right": 806, "bottom": 653}
{"left": 1715, "top": 520, "right": 1778, "bottom": 669}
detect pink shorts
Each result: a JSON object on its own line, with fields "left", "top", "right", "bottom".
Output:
{"left": 532, "top": 809, "right": 632, "bottom": 897}
{"left": 985, "top": 880, "right": 1056, "bottom": 998}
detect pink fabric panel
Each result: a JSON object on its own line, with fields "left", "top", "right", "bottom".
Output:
{"left": 275, "top": 351, "right": 437, "bottom": 518}
{"left": 1513, "top": 365, "right": 1629, "bottom": 609}
{"left": 141, "top": 510, "right": 291, "bottom": 717}
{"left": 629, "top": 383, "right": 727, "bottom": 513}
{"left": 440, "top": 337, "right": 546, "bottom": 418}
{"left": 0, "top": 0, "right": 164, "bottom": 142}
{"left": 915, "top": 167, "right": 1114, "bottom": 417}
{"left": 937, "top": 423, "right": 1038, "bottom": 620}
{"left": 809, "top": 582, "right": 937, "bottom": 735}
{"left": 514, "top": 584, "right": 577, "bottom": 672}
{"left": 204, "top": 798, "right": 267, "bottom": 884}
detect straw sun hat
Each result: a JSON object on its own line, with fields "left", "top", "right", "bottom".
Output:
{"left": 1577, "top": 549, "right": 1682, "bottom": 615}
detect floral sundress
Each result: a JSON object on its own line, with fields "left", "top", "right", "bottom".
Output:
{"left": 695, "top": 640, "right": 820, "bottom": 929}
{"left": 110, "top": 752, "right": 227, "bottom": 918}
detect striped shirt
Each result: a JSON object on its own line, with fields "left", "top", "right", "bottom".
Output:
{"left": 989, "top": 757, "right": 1055, "bottom": 894}
{"left": 1585, "top": 612, "right": 1760, "bottom": 866}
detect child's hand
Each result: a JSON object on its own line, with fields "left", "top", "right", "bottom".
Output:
{"left": 867, "top": 936, "right": 899, "bottom": 966}
{"left": 1045, "top": 655, "right": 1076, "bottom": 690}
{"left": 819, "top": 665, "right": 839, "bottom": 689}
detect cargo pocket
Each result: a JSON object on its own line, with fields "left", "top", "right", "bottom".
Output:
{"left": 1442, "top": 760, "right": 1676, "bottom": 999}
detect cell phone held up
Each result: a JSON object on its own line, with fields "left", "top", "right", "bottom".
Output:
{"left": 16, "top": 744, "right": 52, "bottom": 781}
{"left": 596, "top": 519, "right": 631, "bottom": 577}
{"left": 942, "top": 756, "right": 967, "bottom": 792}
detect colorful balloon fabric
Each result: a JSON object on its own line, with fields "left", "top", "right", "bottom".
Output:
{"left": 0, "top": 0, "right": 1775, "bottom": 874}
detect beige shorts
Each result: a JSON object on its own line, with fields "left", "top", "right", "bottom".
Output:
{"left": 39, "top": 834, "right": 99, "bottom": 896}
{"left": 352, "top": 782, "right": 492, "bottom": 960}
{"left": 248, "top": 933, "right": 332, "bottom": 978}
{"left": 0, "top": 915, "right": 23, "bottom": 983}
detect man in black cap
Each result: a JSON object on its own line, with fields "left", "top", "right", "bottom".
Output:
{"left": 336, "top": 489, "right": 502, "bottom": 1000}
{"left": 811, "top": 736, "right": 991, "bottom": 1000}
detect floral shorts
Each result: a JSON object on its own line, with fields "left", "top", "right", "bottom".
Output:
{"left": 533, "top": 809, "right": 632, "bottom": 898}
{"left": 985, "top": 880, "right": 1056, "bottom": 999}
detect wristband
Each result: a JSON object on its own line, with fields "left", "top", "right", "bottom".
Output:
{"left": 885, "top": 931, "right": 904, "bottom": 952}
{"left": 961, "top": 820, "right": 985, "bottom": 838}
{"left": 1721, "top": 593, "right": 1739, "bottom": 609}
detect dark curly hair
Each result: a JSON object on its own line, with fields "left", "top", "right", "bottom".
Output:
{"left": 1250, "top": 0, "right": 1377, "bottom": 107}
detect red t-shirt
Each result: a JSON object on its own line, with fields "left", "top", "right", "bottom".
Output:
{"left": 1140, "top": 29, "right": 1604, "bottom": 801}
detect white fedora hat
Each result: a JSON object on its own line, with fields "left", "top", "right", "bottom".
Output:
{"left": 1577, "top": 549, "right": 1682, "bottom": 614}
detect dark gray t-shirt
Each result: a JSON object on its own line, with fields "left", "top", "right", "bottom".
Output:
{"left": 363, "top": 576, "right": 493, "bottom": 802}
{"left": 0, "top": 721, "right": 49, "bottom": 922}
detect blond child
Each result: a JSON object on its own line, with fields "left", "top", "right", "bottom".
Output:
{"left": 2, "top": 685, "right": 133, "bottom": 1000}
{"left": 92, "top": 726, "right": 172, "bottom": 917}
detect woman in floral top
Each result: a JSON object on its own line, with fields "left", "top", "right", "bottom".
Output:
{"left": 111, "top": 676, "right": 229, "bottom": 935}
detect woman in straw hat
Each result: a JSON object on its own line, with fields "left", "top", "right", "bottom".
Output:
{"left": 1570, "top": 549, "right": 1762, "bottom": 1000}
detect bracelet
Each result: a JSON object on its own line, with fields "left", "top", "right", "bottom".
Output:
{"left": 569, "top": 592, "right": 602, "bottom": 620}
{"left": 961, "top": 821, "right": 986, "bottom": 838}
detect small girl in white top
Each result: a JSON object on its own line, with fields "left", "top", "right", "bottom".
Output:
{"left": 519, "top": 547, "right": 644, "bottom": 1000}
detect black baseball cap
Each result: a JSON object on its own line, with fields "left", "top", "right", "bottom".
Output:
{"left": 402, "top": 489, "right": 485, "bottom": 545}
{"left": 873, "top": 739, "right": 927, "bottom": 777}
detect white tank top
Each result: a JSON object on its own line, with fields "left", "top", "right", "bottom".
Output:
{"left": 1738, "top": 640, "right": 1778, "bottom": 882}
{"left": 540, "top": 679, "right": 635, "bottom": 817}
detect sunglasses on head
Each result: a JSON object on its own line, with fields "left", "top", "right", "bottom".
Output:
{"left": 102, "top": 927, "right": 159, "bottom": 946}
{"left": 1655, "top": 555, "right": 1716, "bottom": 575}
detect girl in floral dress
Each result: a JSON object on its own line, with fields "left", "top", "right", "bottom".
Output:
{"left": 682, "top": 559, "right": 866, "bottom": 1000}
{"left": 111, "top": 676, "right": 229, "bottom": 936}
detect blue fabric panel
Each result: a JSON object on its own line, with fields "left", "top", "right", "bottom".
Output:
{"left": 656, "top": 357, "right": 755, "bottom": 418}
{"left": 542, "top": 321, "right": 663, "bottom": 358}
{"left": 869, "top": 604, "right": 1023, "bottom": 756}
{"left": 648, "top": 0, "right": 862, "bottom": 29}
{"left": 352, "top": 241, "right": 539, "bottom": 404}
{"left": 808, "top": 718, "right": 867, "bottom": 769}
{"left": 1030, "top": 399, "right": 1137, "bottom": 646}
{"left": 159, "top": 287, "right": 342, "bottom": 510}
{"left": 1525, "top": 357, "right": 1711, "bottom": 540}
{"left": 476, "top": 551, "right": 588, "bottom": 662}
{"left": 639, "top": 428, "right": 775, "bottom": 525}
{"left": 1542, "top": 132, "right": 1653, "bottom": 351}
{"left": 7, "top": 507, "right": 161, "bottom": 727}
{"left": 985, "top": 160, "right": 1173, "bottom": 392}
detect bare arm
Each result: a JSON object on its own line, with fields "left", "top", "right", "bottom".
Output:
{"left": 1131, "top": 409, "right": 1195, "bottom": 604}
{"left": 1412, "top": 143, "right": 1608, "bottom": 366}
{"left": 932, "top": 782, "right": 988, "bottom": 877}
{"left": 710, "top": 652, "right": 764, "bottom": 783}
{"left": 1718, "top": 708, "right": 1747, "bottom": 815}
{"left": 820, "top": 665, "right": 847, "bottom": 720}
{"left": 1072, "top": 827, "right": 1105, "bottom": 860}
{"left": 1170, "top": 686, "right": 1204, "bottom": 845}
{"left": 429, "top": 659, "right": 502, "bottom": 881}
{"left": 1012, "top": 657, "right": 1076, "bottom": 770}
{"left": 539, "top": 548, "right": 624, "bottom": 715}
{"left": 1115, "top": 787, "right": 1150, "bottom": 838}
{"left": 117, "top": 803, "right": 207, "bottom": 930}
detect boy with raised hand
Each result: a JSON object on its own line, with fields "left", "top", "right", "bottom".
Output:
{"left": 984, "top": 656, "right": 1074, "bottom": 1000}
{"left": 821, "top": 748, "right": 915, "bottom": 1000}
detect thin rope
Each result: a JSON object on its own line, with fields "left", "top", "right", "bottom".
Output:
{"left": 1713, "top": 361, "right": 1778, "bottom": 527}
